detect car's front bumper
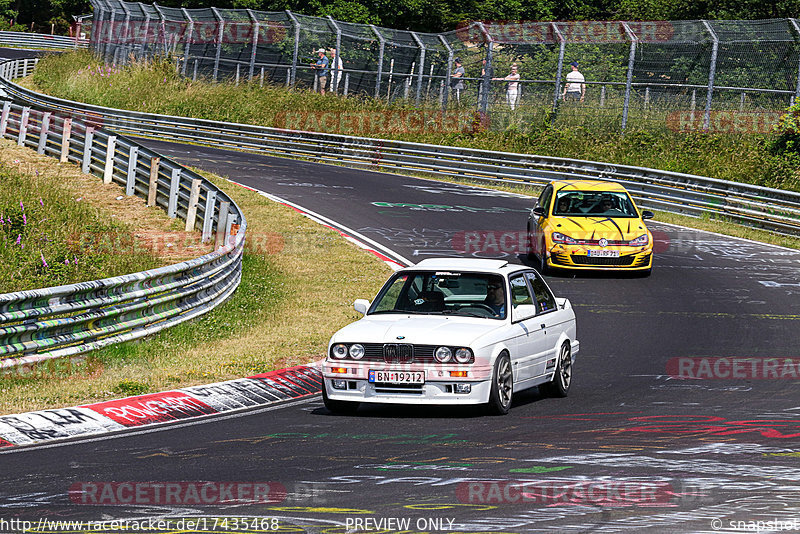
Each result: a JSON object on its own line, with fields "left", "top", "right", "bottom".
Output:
{"left": 322, "top": 362, "right": 493, "bottom": 405}
{"left": 547, "top": 245, "right": 652, "bottom": 270}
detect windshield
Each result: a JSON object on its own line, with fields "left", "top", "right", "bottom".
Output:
{"left": 369, "top": 271, "right": 506, "bottom": 319}
{"left": 553, "top": 190, "right": 638, "bottom": 218}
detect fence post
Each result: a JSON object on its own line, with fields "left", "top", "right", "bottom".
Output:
{"left": 476, "top": 22, "right": 493, "bottom": 115}
{"left": 103, "top": 135, "right": 117, "bottom": 184}
{"left": 185, "top": 179, "right": 202, "bottom": 231}
{"left": 371, "top": 25, "right": 386, "bottom": 98}
{"left": 82, "top": 127, "right": 95, "bottom": 174}
{"left": 181, "top": 9, "right": 194, "bottom": 77}
{"left": 790, "top": 19, "right": 800, "bottom": 106}
{"left": 701, "top": 20, "right": 719, "bottom": 131}
{"left": 621, "top": 22, "right": 638, "bottom": 132}
{"left": 438, "top": 35, "right": 453, "bottom": 111}
{"left": 119, "top": 1, "right": 131, "bottom": 58}
{"left": 126, "top": 145, "right": 139, "bottom": 195}
{"left": 551, "top": 23, "right": 566, "bottom": 118}
{"left": 247, "top": 9, "right": 260, "bottom": 80}
{"left": 104, "top": 1, "right": 116, "bottom": 60}
{"left": 60, "top": 117, "right": 72, "bottom": 162}
{"left": 17, "top": 107, "right": 30, "bottom": 146}
{"left": 168, "top": 167, "right": 181, "bottom": 218}
{"left": 0, "top": 101, "right": 8, "bottom": 137}
{"left": 147, "top": 156, "right": 160, "bottom": 206}
{"left": 142, "top": 11, "right": 152, "bottom": 59}
{"left": 211, "top": 7, "right": 224, "bottom": 82}
{"left": 202, "top": 191, "right": 218, "bottom": 243}
{"left": 152, "top": 3, "right": 168, "bottom": 56}
{"left": 286, "top": 10, "right": 301, "bottom": 86}
{"left": 410, "top": 32, "right": 426, "bottom": 104}
{"left": 327, "top": 16, "right": 343, "bottom": 94}
{"left": 37, "top": 111, "right": 51, "bottom": 154}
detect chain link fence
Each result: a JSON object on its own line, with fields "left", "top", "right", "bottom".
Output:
{"left": 87, "top": 0, "right": 800, "bottom": 134}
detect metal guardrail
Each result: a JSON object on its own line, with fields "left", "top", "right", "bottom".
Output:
{"left": 0, "top": 58, "right": 246, "bottom": 368}
{"left": 0, "top": 31, "right": 88, "bottom": 50}
{"left": 3, "top": 57, "right": 798, "bottom": 238}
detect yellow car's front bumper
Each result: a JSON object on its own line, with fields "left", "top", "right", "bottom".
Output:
{"left": 547, "top": 245, "right": 653, "bottom": 271}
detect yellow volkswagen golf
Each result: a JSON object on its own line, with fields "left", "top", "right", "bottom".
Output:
{"left": 527, "top": 180, "right": 654, "bottom": 275}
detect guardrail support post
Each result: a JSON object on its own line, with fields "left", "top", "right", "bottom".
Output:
{"left": 702, "top": 20, "right": 719, "bottom": 131}
{"left": 37, "top": 112, "right": 51, "bottom": 154}
{"left": 60, "top": 117, "right": 72, "bottom": 163}
{"left": 147, "top": 156, "right": 160, "bottom": 206}
{"left": 185, "top": 179, "right": 202, "bottom": 231}
{"left": 621, "top": 22, "right": 638, "bottom": 133}
{"left": 202, "top": 191, "right": 218, "bottom": 243}
{"left": 0, "top": 101, "right": 9, "bottom": 137}
{"left": 17, "top": 106, "right": 30, "bottom": 146}
{"left": 286, "top": 10, "right": 300, "bottom": 86}
{"left": 372, "top": 25, "right": 386, "bottom": 99}
{"left": 551, "top": 23, "right": 566, "bottom": 119}
{"left": 103, "top": 135, "right": 117, "bottom": 184}
{"left": 168, "top": 168, "right": 182, "bottom": 217}
{"left": 81, "top": 126, "right": 95, "bottom": 174}
{"left": 126, "top": 145, "right": 139, "bottom": 195}
{"left": 215, "top": 201, "right": 230, "bottom": 248}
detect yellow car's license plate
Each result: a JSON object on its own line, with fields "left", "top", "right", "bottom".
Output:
{"left": 588, "top": 250, "right": 620, "bottom": 258}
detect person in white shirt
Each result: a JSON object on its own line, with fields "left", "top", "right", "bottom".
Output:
{"left": 562, "top": 61, "right": 585, "bottom": 102}
{"left": 493, "top": 64, "right": 521, "bottom": 110}
{"left": 329, "top": 48, "right": 344, "bottom": 93}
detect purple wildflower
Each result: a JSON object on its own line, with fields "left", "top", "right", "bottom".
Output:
{"left": 73, "top": 256, "right": 78, "bottom": 265}
{"left": 20, "top": 201, "right": 24, "bottom": 211}
{"left": 39, "top": 198, "right": 43, "bottom": 206}
{"left": 64, "top": 258, "right": 70, "bottom": 265}
{"left": 15, "top": 235, "right": 21, "bottom": 246}
{"left": 41, "top": 253, "right": 48, "bottom": 268}
{"left": 23, "top": 214, "right": 27, "bottom": 225}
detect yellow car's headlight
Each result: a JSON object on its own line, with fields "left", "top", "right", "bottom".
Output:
{"left": 629, "top": 234, "right": 649, "bottom": 246}
{"left": 552, "top": 232, "right": 578, "bottom": 245}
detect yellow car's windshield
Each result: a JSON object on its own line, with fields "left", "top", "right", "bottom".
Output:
{"left": 553, "top": 191, "right": 638, "bottom": 218}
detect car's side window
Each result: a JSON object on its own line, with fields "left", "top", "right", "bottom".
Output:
{"left": 525, "top": 272, "right": 557, "bottom": 313}
{"left": 509, "top": 275, "right": 533, "bottom": 308}
{"left": 537, "top": 185, "right": 553, "bottom": 215}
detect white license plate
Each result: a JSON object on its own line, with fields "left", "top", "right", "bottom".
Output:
{"left": 369, "top": 370, "right": 425, "bottom": 384}
{"left": 588, "top": 249, "right": 620, "bottom": 257}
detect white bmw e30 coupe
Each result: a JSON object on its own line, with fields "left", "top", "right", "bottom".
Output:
{"left": 322, "top": 258, "right": 579, "bottom": 415}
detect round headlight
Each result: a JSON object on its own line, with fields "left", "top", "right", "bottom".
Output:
{"left": 349, "top": 343, "right": 365, "bottom": 359}
{"left": 331, "top": 344, "right": 348, "bottom": 359}
{"left": 455, "top": 348, "right": 473, "bottom": 363}
{"left": 434, "top": 346, "right": 452, "bottom": 363}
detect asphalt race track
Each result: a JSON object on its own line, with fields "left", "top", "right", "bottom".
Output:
{"left": 2, "top": 134, "right": 800, "bottom": 533}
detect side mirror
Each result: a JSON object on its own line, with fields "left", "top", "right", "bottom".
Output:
{"left": 641, "top": 210, "right": 654, "bottom": 220}
{"left": 532, "top": 206, "right": 546, "bottom": 218}
{"left": 353, "top": 299, "right": 370, "bottom": 315}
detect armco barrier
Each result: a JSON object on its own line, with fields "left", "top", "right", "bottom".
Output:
{"left": 0, "top": 64, "right": 245, "bottom": 368}
{"left": 0, "top": 31, "right": 88, "bottom": 50}
{"left": 3, "top": 57, "right": 799, "bottom": 237}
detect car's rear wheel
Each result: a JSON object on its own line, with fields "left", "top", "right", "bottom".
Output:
{"left": 322, "top": 382, "right": 359, "bottom": 414}
{"left": 487, "top": 353, "right": 513, "bottom": 415}
{"left": 526, "top": 223, "right": 537, "bottom": 261}
{"left": 542, "top": 342, "right": 572, "bottom": 397}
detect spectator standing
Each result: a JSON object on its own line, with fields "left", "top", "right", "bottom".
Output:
{"left": 451, "top": 57, "right": 465, "bottom": 103}
{"left": 493, "top": 64, "right": 521, "bottom": 110}
{"left": 562, "top": 61, "right": 585, "bottom": 102}
{"left": 311, "top": 48, "right": 329, "bottom": 95}
{"left": 329, "top": 47, "right": 343, "bottom": 93}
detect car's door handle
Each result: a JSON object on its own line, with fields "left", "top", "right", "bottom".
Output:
{"left": 541, "top": 324, "right": 547, "bottom": 329}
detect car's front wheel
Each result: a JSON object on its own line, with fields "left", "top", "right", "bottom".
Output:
{"left": 322, "top": 383, "right": 359, "bottom": 414}
{"left": 487, "top": 353, "right": 513, "bottom": 415}
{"left": 541, "top": 342, "right": 572, "bottom": 397}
